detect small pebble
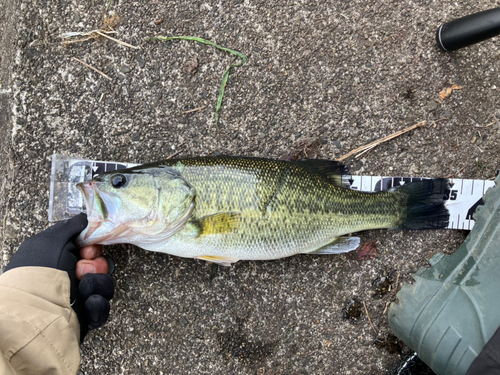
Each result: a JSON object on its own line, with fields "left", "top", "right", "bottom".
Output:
{"left": 120, "top": 65, "right": 132, "bottom": 74}
{"left": 428, "top": 101, "right": 438, "bottom": 111}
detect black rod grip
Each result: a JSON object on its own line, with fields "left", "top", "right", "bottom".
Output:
{"left": 436, "top": 7, "right": 500, "bottom": 51}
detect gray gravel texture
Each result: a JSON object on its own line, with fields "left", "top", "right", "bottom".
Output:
{"left": 1, "top": 0, "right": 500, "bottom": 374}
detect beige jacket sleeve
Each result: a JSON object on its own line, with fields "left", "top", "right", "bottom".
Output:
{"left": 0, "top": 267, "right": 81, "bottom": 375}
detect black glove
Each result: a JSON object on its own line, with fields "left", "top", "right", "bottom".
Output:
{"left": 4, "top": 213, "right": 114, "bottom": 342}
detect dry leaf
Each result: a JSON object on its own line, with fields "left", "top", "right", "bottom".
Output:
{"left": 284, "top": 138, "right": 324, "bottom": 161}
{"left": 103, "top": 14, "right": 121, "bottom": 30}
{"left": 350, "top": 240, "right": 378, "bottom": 261}
{"left": 439, "top": 84, "right": 462, "bottom": 99}
{"left": 183, "top": 56, "right": 198, "bottom": 74}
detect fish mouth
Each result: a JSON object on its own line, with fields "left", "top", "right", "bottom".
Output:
{"left": 77, "top": 181, "right": 109, "bottom": 243}
{"left": 77, "top": 181, "right": 94, "bottom": 216}
{"left": 77, "top": 181, "right": 109, "bottom": 219}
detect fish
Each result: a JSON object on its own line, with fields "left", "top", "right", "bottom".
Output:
{"left": 76, "top": 156, "right": 450, "bottom": 265}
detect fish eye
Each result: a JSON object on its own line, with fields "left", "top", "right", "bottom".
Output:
{"left": 111, "top": 174, "right": 127, "bottom": 188}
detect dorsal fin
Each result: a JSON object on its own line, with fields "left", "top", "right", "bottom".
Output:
{"left": 294, "top": 159, "right": 350, "bottom": 187}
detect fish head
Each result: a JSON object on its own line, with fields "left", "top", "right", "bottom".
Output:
{"left": 76, "top": 168, "right": 195, "bottom": 247}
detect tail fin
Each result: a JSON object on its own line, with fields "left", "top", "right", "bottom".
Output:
{"left": 392, "top": 179, "right": 450, "bottom": 230}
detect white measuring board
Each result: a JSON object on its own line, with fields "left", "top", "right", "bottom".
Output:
{"left": 48, "top": 154, "right": 497, "bottom": 230}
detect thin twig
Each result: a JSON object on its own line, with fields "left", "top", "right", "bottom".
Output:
{"left": 363, "top": 301, "right": 378, "bottom": 335}
{"left": 72, "top": 57, "right": 112, "bottom": 81}
{"left": 337, "top": 121, "right": 426, "bottom": 162}
{"left": 94, "top": 30, "right": 139, "bottom": 49}
{"left": 166, "top": 150, "right": 183, "bottom": 159}
{"left": 476, "top": 120, "right": 496, "bottom": 128}
{"left": 62, "top": 36, "right": 97, "bottom": 46}
{"left": 445, "top": 165, "right": 466, "bottom": 179}
{"left": 354, "top": 144, "right": 376, "bottom": 159}
{"left": 166, "top": 144, "right": 186, "bottom": 159}
{"left": 60, "top": 29, "right": 117, "bottom": 38}
{"left": 382, "top": 301, "right": 391, "bottom": 315}
{"left": 182, "top": 105, "right": 207, "bottom": 114}
{"left": 60, "top": 30, "right": 117, "bottom": 46}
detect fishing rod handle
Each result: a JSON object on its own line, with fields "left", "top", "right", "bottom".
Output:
{"left": 436, "top": 7, "right": 500, "bottom": 51}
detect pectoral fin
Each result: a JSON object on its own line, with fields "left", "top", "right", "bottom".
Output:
{"left": 195, "top": 255, "right": 239, "bottom": 266}
{"left": 191, "top": 212, "right": 241, "bottom": 236}
{"left": 307, "top": 236, "right": 360, "bottom": 255}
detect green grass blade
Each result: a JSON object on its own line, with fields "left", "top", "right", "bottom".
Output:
{"left": 148, "top": 36, "right": 247, "bottom": 128}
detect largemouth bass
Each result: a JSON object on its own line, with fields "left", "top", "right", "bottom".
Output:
{"left": 77, "top": 156, "right": 450, "bottom": 265}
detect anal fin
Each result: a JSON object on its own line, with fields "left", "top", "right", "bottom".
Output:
{"left": 195, "top": 255, "right": 239, "bottom": 266}
{"left": 308, "top": 236, "right": 360, "bottom": 255}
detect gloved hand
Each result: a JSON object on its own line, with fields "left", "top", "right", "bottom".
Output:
{"left": 4, "top": 213, "right": 114, "bottom": 342}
